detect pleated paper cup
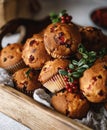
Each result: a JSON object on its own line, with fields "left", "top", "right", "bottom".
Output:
{"left": 43, "top": 73, "right": 66, "bottom": 93}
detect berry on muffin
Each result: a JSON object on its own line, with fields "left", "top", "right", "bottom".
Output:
{"left": 38, "top": 59, "right": 70, "bottom": 93}
{"left": 80, "top": 61, "right": 107, "bottom": 103}
{"left": 22, "top": 34, "right": 51, "bottom": 69}
{"left": 44, "top": 23, "right": 81, "bottom": 59}
{"left": 0, "top": 43, "right": 26, "bottom": 74}
{"left": 12, "top": 67, "right": 41, "bottom": 96}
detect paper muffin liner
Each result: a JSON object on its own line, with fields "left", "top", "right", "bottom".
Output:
{"left": 14, "top": 85, "right": 34, "bottom": 97}
{"left": 43, "top": 73, "right": 66, "bottom": 93}
{"left": 5, "top": 59, "right": 26, "bottom": 74}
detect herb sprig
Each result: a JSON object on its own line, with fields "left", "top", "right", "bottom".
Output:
{"left": 25, "top": 68, "right": 32, "bottom": 79}
{"left": 59, "top": 44, "right": 97, "bottom": 82}
{"left": 50, "top": 10, "right": 72, "bottom": 23}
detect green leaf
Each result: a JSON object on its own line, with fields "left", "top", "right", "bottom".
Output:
{"left": 78, "top": 58, "right": 86, "bottom": 67}
{"left": 69, "top": 64, "right": 74, "bottom": 69}
{"left": 72, "top": 60, "right": 78, "bottom": 65}
{"left": 25, "top": 69, "right": 32, "bottom": 79}
{"left": 81, "top": 64, "right": 89, "bottom": 69}
{"left": 68, "top": 77, "right": 74, "bottom": 82}
{"left": 99, "top": 48, "right": 107, "bottom": 57}
{"left": 78, "top": 44, "right": 86, "bottom": 53}
{"left": 89, "top": 51, "right": 96, "bottom": 57}
{"left": 68, "top": 72, "right": 72, "bottom": 76}
{"left": 77, "top": 68, "right": 86, "bottom": 73}
{"left": 52, "top": 18, "right": 60, "bottom": 23}
{"left": 89, "top": 57, "right": 96, "bottom": 63}
{"left": 59, "top": 69, "right": 68, "bottom": 75}
{"left": 72, "top": 72, "right": 82, "bottom": 78}
{"left": 82, "top": 53, "right": 88, "bottom": 59}
{"left": 59, "top": 10, "right": 67, "bottom": 17}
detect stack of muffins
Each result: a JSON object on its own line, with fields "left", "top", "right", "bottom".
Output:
{"left": 0, "top": 10, "right": 107, "bottom": 119}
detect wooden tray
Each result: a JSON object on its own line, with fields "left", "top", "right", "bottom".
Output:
{"left": 0, "top": 84, "right": 92, "bottom": 130}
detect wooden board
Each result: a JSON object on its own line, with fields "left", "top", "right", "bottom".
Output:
{"left": 0, "top": 84, "right": 92, "bottom": 130}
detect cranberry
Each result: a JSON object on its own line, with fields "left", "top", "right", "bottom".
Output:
{"left": 29, "top": 55, "right": 34, "bottom": 62}
{"left": 64, "top": 76, "right": 68, "bottom": 82}
{"left": 61, "top": 19, "right": 66, "bottom": 23}
{"left": 61, "top": 16, "right": 65, "bottom": 20}
{"left": 67, "top": 69, "right": 72, "bottom": 73}
{"left": 29, "top": 40, "right": 36, "bottom": 46}
{"left": 3, "top": 57, "right": 7, "bottom": 62}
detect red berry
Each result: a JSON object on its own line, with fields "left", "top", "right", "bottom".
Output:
{"left": 61, "top": 16, "right": 65, "bottom": 20}
{"left": 64, "top": 76, "right": 68, "bottom": 82}
{"left": 67, "top": 69, "right": 72, "bottom": 73}
{"left": 61, "top": 19, "right": 65, "bottom": 23}
{"left": 68, "top": 88, "right": 72, "bottom": 92}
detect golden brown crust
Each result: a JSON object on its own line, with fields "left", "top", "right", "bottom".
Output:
{"left": 38, "top": 59, "right": 70, "bottom": 84}
{"left": 44, "top": 23, "right": 81, "bottom": 58}
{"left": 51, "top": 91, "right": 90, "bottom": 119}
{"left": 12, "top": 68, "right": 41, "bottom": 92}
{"left": 80, "top": 62, "right": 107, "bottom": 103}
{"left": 0, "top": 43, "right": 23, "bottom": 68}
{"left": 22, "top": 34, "right": 51, "bottom": 69}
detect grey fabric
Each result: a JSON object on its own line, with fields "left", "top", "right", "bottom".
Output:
{"left": 0, "top": 112, "right": 30, "bottom": 130}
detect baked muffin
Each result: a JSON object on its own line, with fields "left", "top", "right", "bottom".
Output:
{"left": 79, "top": 26, "right": 107, "bottom": 52}
{"left": 80, "top": 62, "right": 107, "bottom": 103}
{"left": 51, "top": 90, "right": 90, "bottom": 119}
{"left": 44, "top": 23, "right": 81, "bottom": 58}
{"left": 12, "top": 67, "right": 41, "bottom": 96}
{"left": 38, "top": 59, "right": 70, "bottom": 93}
{"left": 22, "top": 34, "right": 51, "bottom": 69}
{"left": 94, "top": 55, "right": 107, "bottom": 64}
{"left": 0, "top": 43, "right": 26, "bottom": 74}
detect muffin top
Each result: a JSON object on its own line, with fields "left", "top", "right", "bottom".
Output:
{"left": 0, "top": 43, "right": 23, "bottom": 68}
{"left": 79, "top": 26, "right": 107, "bottom": 52}
{"left": 22, "top": 34, "right": 51, "bottom": 69}
{"left": 80, "top": 61, "right": 107, "bottom": 103}
{"left": 38, "top": 59, "right": 70, "bottom": 84}
{"left": 12, "top": 67, "right": 41, "bottom": 91}
{"left": 51, "top": 90, "right": 90, "bottom": 119}
{"left": 44, "top": 23, "right": 81, "bottom": 58}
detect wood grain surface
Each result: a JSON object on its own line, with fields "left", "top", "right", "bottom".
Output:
{"left": 0, "top": 84, "right": 92, "bottom": 130}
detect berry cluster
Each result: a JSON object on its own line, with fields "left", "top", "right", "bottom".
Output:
{"left": 64, "top": 76, "right": 79, "bottom": 93}
{"left": 50, "top": 10, "right": 72, "bottom": 24}
{"left": 60, "top": 14, "right": 72, "bottom": 24}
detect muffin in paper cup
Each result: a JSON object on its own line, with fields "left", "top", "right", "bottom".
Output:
{"left": 38, "top": 59, "right": 70, "bottom": 93}
{"left": 5, "top": 59, "right": 26, "bottom": 74}
{"left": 44, "top": 23, "right": 81, "bottom": 59}
{"left": 43, "top": 73, "right": 66, "bottom": 93}
{"left": 0, "top": 43, "right": 26, "bottom": 74}
{"left": 12, "top": 67, "right": 41, "bottom": 97}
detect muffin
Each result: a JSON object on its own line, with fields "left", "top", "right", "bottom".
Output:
{"left": 38, "top": 59, "right": 70, "bottom": 93}
{"left": 12, "top": 67, "right": 41, "bottom": 96}
{"left": 0, "top": 43, "right": 26, "bottom": 74}
{"left": 51, "top": 90, "right": 90, "bottom": 119}
{"left": 80, "top": 61, "right": 107, "bottom": 103}
{"left": 22, "top": 34, "right": 51, "bottom": 69}
{"left": 79, "top": 26, "right": 107, "bottom": 52}
{"left": 94, "top": 55, "right": 107, "bottom": 64}
{"left": 44, "top": 23, "right": 81, "bottom": 58}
